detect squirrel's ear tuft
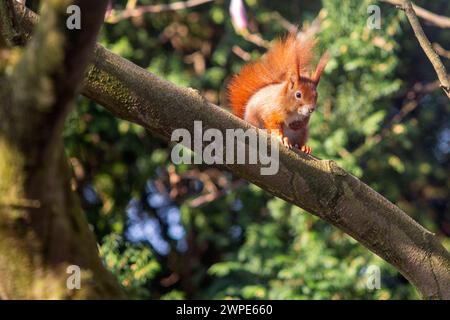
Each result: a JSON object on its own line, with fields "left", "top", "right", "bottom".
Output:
{"left": 313, "top": 51, "right": 330, "bottom": 85}
{"left": 287, "top": 71, "right": 298, "bottom": 90}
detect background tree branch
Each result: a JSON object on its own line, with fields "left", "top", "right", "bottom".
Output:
{"left": 107, "top": 0, "right": 216, "bottom": 24}
{"left": 381, "top": 0, "right": 450, "bottom": 29}
{"left": 397, "top": 1, "right": 450, "bottom": 99}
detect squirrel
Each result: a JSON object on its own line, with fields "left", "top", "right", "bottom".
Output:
{"left": 227, "top": 32, "right": 329, "bottom": 154}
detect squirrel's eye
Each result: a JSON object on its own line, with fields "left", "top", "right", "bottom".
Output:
{"left": 295, "top": 91, "right": 302, "bottom": 100}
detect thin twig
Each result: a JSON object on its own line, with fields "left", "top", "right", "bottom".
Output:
{"left": 241, "top": 31, "right": 270, "bottom": 49}
{"left": 352, "top": 77, "right": 444, "bottom": 158}
{"left": 107, "top": 0, "right": 215, "bottom": 23}
{"left": 399, "top": 1, "right": 450, "bottom": 99}
{"left": 433, "top": 42, "right": 450, "bottom": 60}
{"left": 232, "top": 45, "right": 251, "bottom": 61}
{"left": 381, "top": 0, "right": 450, "bottom": 29}
{"left": 240, "top": 9, "right": 324, "bottom": 50}
{"left": 271, "top": 11, "right": 297, "bottom": 33}
{"left": 297, "top": 9, "right": 325, "bottom": 41}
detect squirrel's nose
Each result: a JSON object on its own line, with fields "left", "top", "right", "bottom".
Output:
{"left": 303, "top": 104, "right": 316, "bottom": 114}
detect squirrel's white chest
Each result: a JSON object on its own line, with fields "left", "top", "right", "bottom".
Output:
{"left": 282, "top": 112, "right": 309, "bottom": 146}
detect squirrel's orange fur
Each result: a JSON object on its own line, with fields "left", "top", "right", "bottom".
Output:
{"left": 227, "top": 32, "right": 329, "bottom": 153}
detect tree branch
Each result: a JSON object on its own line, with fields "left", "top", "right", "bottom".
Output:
{"left": 107, "top": 0, "right": 215, "bottom": 24}
{"left": 12, "top": 2, "right": 450, "bottom": 299}
{"left": 396, "top": 1, "right": 450, "bottom": 99}
{"left": 381, "top": 0, "right": 450, "bottom": 29}
{"left": 433, "top": 42, "right": 450, "bottom": 60}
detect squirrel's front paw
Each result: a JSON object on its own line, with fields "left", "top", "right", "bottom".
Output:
{"left": 277, "top": 135, "right": 294, "bottom": 149}
{"left": 299, "top": 145, "right": 312, "bottom": 154}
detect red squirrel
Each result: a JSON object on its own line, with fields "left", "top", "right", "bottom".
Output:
{"left": 227, "top": 32, "right": 329, "bottom": 154}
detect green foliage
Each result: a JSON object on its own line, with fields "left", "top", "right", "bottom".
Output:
{"left": 205, "top": 197, "right": 417, "bottom": 299}
{"left": 100, "top": 234, "right": 161, "bottom": 298}
{"left": 64, "top": 0, "right": 449, "bottom": 299}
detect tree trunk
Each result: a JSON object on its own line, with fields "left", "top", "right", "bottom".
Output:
{"left": 0, "top": 0, "right": 124, "bottom": 299}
